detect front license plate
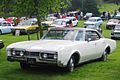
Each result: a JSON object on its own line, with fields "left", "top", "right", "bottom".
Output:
{"left": 27, "top": 58, "right": 36, "bottom": 64}
{"left": 15, "top": 30, "right": 20, "bottom": 36}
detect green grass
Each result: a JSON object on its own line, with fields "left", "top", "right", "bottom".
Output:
{"left": 0, "top": 21, "right": 120, "bottom": 80}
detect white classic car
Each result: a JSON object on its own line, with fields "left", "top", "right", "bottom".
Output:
{"left": 41, "top": 17, "right": 57, "bottom": 27}
{"left": 65, "top": 17, "right": 78, "bottom": 26}
{"left": 111, "top": 25, "right": 120, "bottom": 39}
{"left": 0, "top": 21, "right": 13, "bottom": 34}
{"left": 49, "top": 19, "right": 73, "bottom": 28}
{"left": 7, "top": 28, "right": 116, "bottom": 72}
{"left": 106, "top": 14, "right": 120, "bottom": 29}
{"left": 84, "top": 17, "right": 103, "bottom": 27}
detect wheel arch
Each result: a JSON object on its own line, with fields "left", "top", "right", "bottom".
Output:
{"left": 70, "top": 51, "right": 81, "bottom": 66}
{"left": 105, "top": 46, "right": 111, "bottom": 54}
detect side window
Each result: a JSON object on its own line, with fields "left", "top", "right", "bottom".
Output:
{"left": 2, "top": 22, "right": 7, "bottom": 26}
{"left": 7, "top": 23, "right": 11, "bottom": 26}
{"left": 76, "top": 31, "right": 83, "bottom": 41}
{"left": 85, "top": 31, "right": 101, "bottom": 41}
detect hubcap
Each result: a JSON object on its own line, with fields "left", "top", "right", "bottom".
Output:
{"left": 103, "top": 50, "right": 107, "bottom": 61}
{"left": 70, "top": 58, "right": 74, "bottom": 72}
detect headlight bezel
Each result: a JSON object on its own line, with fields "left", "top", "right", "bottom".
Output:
{"left": 8, "top": 49, "right": 26, "bottom": 57}
{"left": 40, "top": 51, "right": 58, "bottom": 60}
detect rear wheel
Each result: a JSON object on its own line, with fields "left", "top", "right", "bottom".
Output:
{"left": 100, "top": 49, "right": 108, "bottom": 61}
{"left": 20, "top": 62, "right": 30, "bottom": 69}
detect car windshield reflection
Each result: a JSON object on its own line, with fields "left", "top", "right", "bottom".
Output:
{"left": 43, "top": 29, "right": 83, "bottom": 40}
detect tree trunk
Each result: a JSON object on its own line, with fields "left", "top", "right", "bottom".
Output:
{"left": 37, "top": 16, "right": 43, "bottom": 38}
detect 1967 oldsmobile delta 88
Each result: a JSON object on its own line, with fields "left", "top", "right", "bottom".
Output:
{"left": 6, "top": 28, "right": 116, "bottom": 72}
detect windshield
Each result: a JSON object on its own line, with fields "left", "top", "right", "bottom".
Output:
{"left": 18, "top": 20, "right": 33, "bottom": 26}
{"left": 42, "top": 29, "right": 81, "bottom": 40}
{"left": 52, "top": 20, "right": 66, "bottom": 25}
{"left": 88, "top": 19, "right": 96, "bottom": 22}
{"left": 113, "top": 16, "right": 120, "bottom": 20}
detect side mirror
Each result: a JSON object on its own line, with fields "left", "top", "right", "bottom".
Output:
{"left": 66, "top": 23, "right": 69, "bottom": 26}
{"left": 87, "top": 38, "right": 92, "bottom": 42}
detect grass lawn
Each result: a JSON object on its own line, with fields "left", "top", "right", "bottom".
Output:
{"left": 0, "top": 20, "right": 120, "bottom": 80}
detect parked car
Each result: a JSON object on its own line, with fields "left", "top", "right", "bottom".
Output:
{"left": 0, "top": 21, "right": 13, "bottom": 34}
{"left": 41, "top": 16, "right": 57, "bottom": 27}
{"left": 0, "top": 40, "right": 4, "bottom": 49}
{"left": 65, "top": 17, "right": 78, "bottom": 26}
{"left": 106, "top": 19, "right": 120, "bottom": 29}
{"left": 84, "top": 17, "right": 103, "bottom": 28}
{"left": 106, "top": 14, "right": 120, "bottom": 29}
{"left": 49, "top": 19, "right": 73, "bottom": 28}
{"left": 111, "top": 25, "right": 120, "bottom": 39}
{"left": 68, "top": 11, "right": 79, "bottom": 16}
{"left": 11, "top": 19, "right": 39, "bottom": 35}
{"left": 83, "top": 13, "right": 93, "bottom": 20}
{"left": 7, "top": 27, "right": 116, "bottom": 72}
{"left": 85, "top": 24, "right": 102, "bottom": 33}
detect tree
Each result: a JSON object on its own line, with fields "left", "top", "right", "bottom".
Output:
{"left": 82, "top": 0, "right": 100, "bottom": 16}
{"left": 14, "top": 0, "right": 64, "bottom": 38}
{"left": 0, "top": 0, "right": 16, "bottom": 17}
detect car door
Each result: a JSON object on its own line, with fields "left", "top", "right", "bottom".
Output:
{"left": 75, "top": 30, "right": 96, "bottom": 62}
{"left": 85, "top": 31, "right": 105, "bottom": 59}
{"left": 84, "top": 30, "right": 99, "bottom": 60}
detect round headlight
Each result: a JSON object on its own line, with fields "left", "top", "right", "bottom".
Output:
{"left": 12, "top": 51, "right": 16, "bottom": 56}
{"left": 54, "top": 55, "right": 57, "bottom": 59}
{"left": 43, "top": 54, "right": 47, "bottom": 58}
{"left": 20, "top": 51, "right": 24, "bottom": 56}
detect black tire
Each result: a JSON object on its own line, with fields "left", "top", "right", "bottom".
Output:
{"left": 111, "top": 37, "right": 115, "bottom": 40}
{"left": 0, "top": 30, "right": 2, "bottom": 35}
{"left": 66, "top": 56, "right": 75, "bottom": 72}
{"left": 100, "top": 49, "right": 108, "bottom": 61}
{"left": 20, "top": 62, "right": 30, "bottom": 69}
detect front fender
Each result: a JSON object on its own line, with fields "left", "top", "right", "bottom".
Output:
{"left": 57, "top": 48, "right": 80, "bottom": 67}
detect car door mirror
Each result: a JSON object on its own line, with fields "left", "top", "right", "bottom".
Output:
{"left": 87, "top": 38, "right": 92, "bottom": 42}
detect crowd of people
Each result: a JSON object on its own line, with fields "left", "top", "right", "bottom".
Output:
{"left": 101, "top": 8, "right": 120, "bottom": 20}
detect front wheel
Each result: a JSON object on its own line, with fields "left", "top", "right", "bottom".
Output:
{"left": 66, "top": 56, "right": 75, "bottom": 72}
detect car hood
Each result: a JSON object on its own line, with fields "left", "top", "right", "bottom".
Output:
{"left": 41, "top": 21, "right": 53, "bottom": 24}
{"left": 84, "top": 21, "right": 97, "bottom": 25}
{"left": 13, "top": 25, "right": 38, "bottom": 30}
{"left": 7, "top": 40, "right": 75, "bottom": 51}
{"left": 107, "top": 19, "right": 119, "bottom": 25}
{"left": 50, "top": 24, "right": 65, "bottom": 28}
{"left": 113, "top": 30, "right": 120, "bottom": 33}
